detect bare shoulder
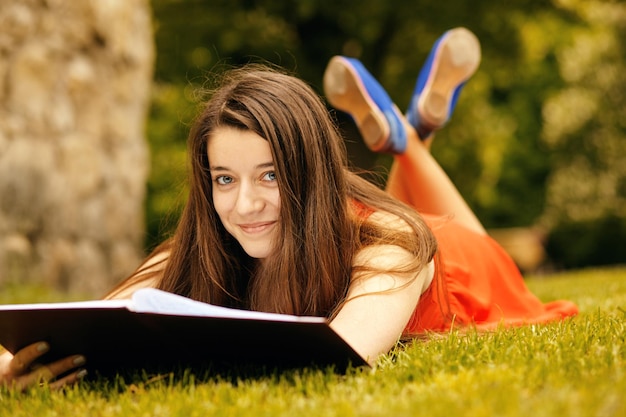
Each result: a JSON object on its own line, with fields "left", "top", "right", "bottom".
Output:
{"left": 352, "top": 243, "right": 414, "bottom": 271}
{"left": 105, "top": 250, "right": 169, "bottom": 300}
{"left": 353, "top": 210, "right": 415, "bottom": 266}
{"left": 106, "top": 279, "right": 158, "bottom": 300}
{"left": 367, "top": 209, "right": 413, "bottom": 233}
{"left": 351, "top": 208, "right": 431, "bottom": 292}
{"left": 139, "top": 249, "right": 170, "bottom": 271}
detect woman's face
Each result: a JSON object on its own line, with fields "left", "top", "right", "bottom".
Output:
{"left": 207, "top": 126, "right": 281, "bottom": 259}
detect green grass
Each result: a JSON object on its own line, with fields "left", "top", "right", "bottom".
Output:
{"left": 1, "top": 267, "right": 625, "bottom": 417}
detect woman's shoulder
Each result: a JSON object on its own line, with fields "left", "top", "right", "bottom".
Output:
{"left": 105, "top": 277, "right": 158, "bottom": 300}
{"left": 104, "top": 250, "right": 170, "bottom": 300}
{"left": 367, "top": 209, "right": 414, "bottom": 234}
{"left": 351, "top": 198, "right": 414, "bottom": 233}
{"left": 353, "top": 209, "right": 417, "bottom": 267}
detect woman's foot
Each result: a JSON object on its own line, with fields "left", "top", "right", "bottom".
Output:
{"left": 323, "top": 56, "right": 407, "bottom": 154}
{"left": 406, "top": 27, "right": 481, "bottom": 140}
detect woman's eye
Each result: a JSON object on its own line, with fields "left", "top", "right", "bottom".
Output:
{"left": 263, "top": 171, "right": 277, "bottom": 182}
{"left": 215, "top": 175, "right": 233, "bottom": 185}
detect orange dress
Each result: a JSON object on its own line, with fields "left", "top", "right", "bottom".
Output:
{"left": 404, "top": 214, "right": 579, "bottom": 334}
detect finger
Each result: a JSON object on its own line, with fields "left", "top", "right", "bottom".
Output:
{"left": 9, "top": 342, "right": 49, "bottom": 375}
{"left": 14, "top": 365, "right": 55, "bottom": 389}
{"left": 14, "top": 355, "right": 87, "bottom": 391}
{"left": 47, "top": 369, "right": 88, "bottom": 391}
{"left": 45, "top": 355, "right": 86, "bottom": 379}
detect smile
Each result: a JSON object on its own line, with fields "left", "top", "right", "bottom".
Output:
{"left": 238, "top": 221, "right": 277, "bottom": 234}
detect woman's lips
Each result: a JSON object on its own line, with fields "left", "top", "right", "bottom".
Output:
{"left": 239, "top": 221, "right": 276, "bottom": 234}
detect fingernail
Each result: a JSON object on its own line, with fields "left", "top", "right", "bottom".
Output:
{"left": 73, "top": 356, "right": 86, "bottom": 366}
{"left": 76, "top": 369, "right": 88, "bottom": 379}
{"left": 37, "top": 342, "right": 50, "bottom": 353}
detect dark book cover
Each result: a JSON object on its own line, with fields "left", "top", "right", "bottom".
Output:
{"left": 0, "top": 289, "right": 368, "bottom": 376}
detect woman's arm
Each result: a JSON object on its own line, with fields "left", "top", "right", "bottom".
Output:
{"left": 329, "top": 244, "right": 433, "bottom": 366}
{"left": 104, "top": 250, "right": 168, "bottom": 300}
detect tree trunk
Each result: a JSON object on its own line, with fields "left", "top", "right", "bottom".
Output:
{"left": 0, "top": 0, "right": 154, "bottom": 296}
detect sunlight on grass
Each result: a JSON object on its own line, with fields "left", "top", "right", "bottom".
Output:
{"left": 526, "top": 266, "right": 626, "bottom": 314}
{"left": 1, "top": 267, "right": 625, "bottom": 417}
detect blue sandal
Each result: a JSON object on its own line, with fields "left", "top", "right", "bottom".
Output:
{"left": 324, "top": 56, "right": 407, "bottom": 154}
{"left": 406, "top": 27, "right": 481, "bottom": 140}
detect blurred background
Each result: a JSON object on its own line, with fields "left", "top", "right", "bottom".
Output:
{"left": 1, "top": 0, "right": 625, "bottom": 296}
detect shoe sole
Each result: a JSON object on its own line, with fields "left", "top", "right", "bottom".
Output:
{"left": 323, "top": 56, "right": 390, "bottom": 152}
{"left": 417, "top": 27, "right": 481, "bottom": 128}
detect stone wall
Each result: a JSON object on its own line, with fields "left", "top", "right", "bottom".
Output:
{"left": 0, "top": 0, "right": 154, "bottom": 295}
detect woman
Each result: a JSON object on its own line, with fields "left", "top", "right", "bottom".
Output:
{"left": 0, "top": 28, "right": 578, "bottom": 390}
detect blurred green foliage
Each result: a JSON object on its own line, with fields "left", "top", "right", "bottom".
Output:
{"left": 145, "top": 0, "right": 626, "bottom": 267}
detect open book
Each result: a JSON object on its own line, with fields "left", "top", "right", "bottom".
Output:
{"left": 0, "top": 289, "right": 367, "bottom": 375}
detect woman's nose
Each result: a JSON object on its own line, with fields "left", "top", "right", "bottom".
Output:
{"left": 235, "top": 183, "right": 264, "bottom": 215}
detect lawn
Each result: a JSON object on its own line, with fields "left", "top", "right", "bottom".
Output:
{"left": 1, "top": 267, "right": 624, "bottom": 417}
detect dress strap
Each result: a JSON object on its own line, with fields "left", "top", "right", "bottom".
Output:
{"left": 350, "top": 199, "right": 375, "bottom": 219}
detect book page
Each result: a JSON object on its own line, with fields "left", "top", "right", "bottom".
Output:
{"left": 131, "top": 288, "right": 326, "bottom": 323}
{"left": 0, "top": 298, "right": 131, "bottom": 311}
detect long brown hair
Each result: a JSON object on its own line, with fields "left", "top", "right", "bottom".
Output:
{"left": 107, "top": 65, "right": 438, "bottom": 318}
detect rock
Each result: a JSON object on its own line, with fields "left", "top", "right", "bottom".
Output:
{"left": 0, "top": 0, "right": 154, "bottom": 295}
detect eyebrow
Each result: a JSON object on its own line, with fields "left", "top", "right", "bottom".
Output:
{"left": 209, "top": 162, "right": 275, "bottom": 171}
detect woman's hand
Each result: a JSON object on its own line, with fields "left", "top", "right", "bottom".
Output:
{"left": 0, "top": 342, "right": 87, "bottom": 391}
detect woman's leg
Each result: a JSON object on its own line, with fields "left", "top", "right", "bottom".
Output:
{"left": 391, "top": 28, "right": 483, "bottom": 232}
{"left": 386, "top": 121, "right": 486, "bottom": 235}
{"left": 324, "top": 28, "right": 484, "bottom": 234}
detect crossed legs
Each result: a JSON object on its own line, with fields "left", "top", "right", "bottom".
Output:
{"left": 324, "top": 27, "right": 485, "bottom": 235}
